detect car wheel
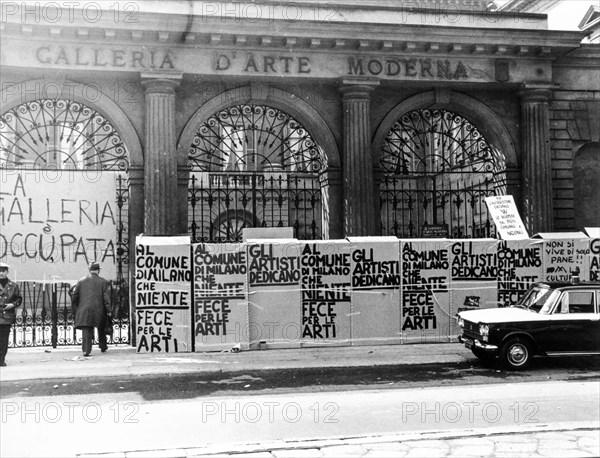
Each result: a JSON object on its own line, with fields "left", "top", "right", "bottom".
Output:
{"left": 472, "top": 347, "right": 495, "bottom": 361}
{"left": 501, "top": 337, "right": 532, "bottom": 370}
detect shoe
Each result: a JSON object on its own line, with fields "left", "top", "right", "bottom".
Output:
{"left": 101, "top": 348, "right": 107, "bottom": 353}
{"left": 0, "top": 362, "right": 6, "bottom": 367}
{"left": 83, "top": 353, "right": 91, "bottom": 357}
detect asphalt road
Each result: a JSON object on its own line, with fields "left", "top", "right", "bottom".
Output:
{"left": 2, "top": 355, "right": 599, "bottom": 400}
{"left": 2, "top": 377, "right": 599, "bottom": 457}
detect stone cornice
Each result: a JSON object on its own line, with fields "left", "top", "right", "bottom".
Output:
{"left": 0, "top": 3, "right": 587, "bottom": 61}
{"left": 554, "top": 43, "right": 600, "bottom": 66}
{"left": 0, "top": 20, "right": 586, "bottom": 61}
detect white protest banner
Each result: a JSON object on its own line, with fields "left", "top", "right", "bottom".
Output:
{"left": 485, "top": 195, "right": 529, "bottom": 240}
{"left": 0, "top": 169, "right": 119, "bottom": 281}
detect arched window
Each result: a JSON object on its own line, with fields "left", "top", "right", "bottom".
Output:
{"left": 0, "top": 99, "right": 128, "bottom": 170}
{"left": 188, "top": 104, "right": 326, "bottom": 242}
{"left": 379, "top": 109, "right": 506, "bottom": 238}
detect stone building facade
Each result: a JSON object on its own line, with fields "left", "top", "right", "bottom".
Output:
{"left": 1, "top": 0, "right": 599, "bottom": 280}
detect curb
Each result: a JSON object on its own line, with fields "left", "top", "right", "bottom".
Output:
{"left": 1, "top": 343, "right": 472, "bottom": 383}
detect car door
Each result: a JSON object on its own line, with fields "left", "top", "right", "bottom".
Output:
{"left": 545, "top": 290, "right": 599, "bottom": 353}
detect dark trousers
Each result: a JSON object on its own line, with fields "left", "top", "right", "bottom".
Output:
{"left": 81, "top": 326, "right": 107, "bottom": 355}
{"left": 0, "top": 324, "right": 11, "bottom": 364}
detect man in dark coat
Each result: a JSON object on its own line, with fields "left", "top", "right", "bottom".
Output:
{"left": 0, "top": 262, "right": 22, "bottom": 367}
{"left": 71, "top": 262, "right": 111, "bottom": 356}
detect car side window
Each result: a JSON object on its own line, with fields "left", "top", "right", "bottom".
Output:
{"left": 565, "top": 291, "right": 595, "bottom": 314}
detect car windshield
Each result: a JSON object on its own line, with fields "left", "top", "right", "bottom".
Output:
{"left": 517, "top": 286, "right": 561, "bottom": 314}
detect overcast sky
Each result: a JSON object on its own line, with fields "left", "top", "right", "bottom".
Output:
{"left": 545, "top": 0, "right": 597, "bottom": 30}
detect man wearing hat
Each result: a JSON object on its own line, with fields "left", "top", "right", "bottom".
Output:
{"left": 0, "top": 262, "right": 22, "bottom": 367}
{"left": 71, "top": 261, "right": 111, "bottom": 356}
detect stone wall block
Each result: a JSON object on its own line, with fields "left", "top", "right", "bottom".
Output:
{"left": 551, "top": 130, "right": 571, "bottom": 140}
{"left": 551, "top": 111, "right": 575, "bottom": 120}
{"left": 552, "top": 150, "right": 574, "bottom": 161}
{"left": 556, "top": 189, "right": 574, "bottom": 199}
{"left": 551, "top": 140, "right": 574, "bottom": 150}
{"left": 571, "top": 101, "right": 589, "bottom": 111}
{"left": 566, "top": 120, "right": 582, "bottom": 141}
{"left": 555, "top": 169, "right": 574, "bottom": 179}
{"left": 550, "top": 101, "right": 571, "bottom": 110}
{"left": 553, "top": 91, "right": 596, "bottom": 101}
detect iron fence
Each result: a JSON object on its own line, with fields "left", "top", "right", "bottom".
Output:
{"left": 8, "top": 280, "right": 129, "bottom": 348}
{"left": 188, "top": 171, "right": 322, "bottom": 242}
{"left": 380, "top": 174, "right": 497, "bottom": 238}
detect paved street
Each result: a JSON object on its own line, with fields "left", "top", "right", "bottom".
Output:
{"left": 1, "top": 343, "right": 599, "bottom": 457}
{"left": 102, "top": 427, "right": 599, "bottom": 457}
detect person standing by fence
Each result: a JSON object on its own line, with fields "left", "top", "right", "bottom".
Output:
{"left": 0, "top": 262, "right": 22, "bottom": 367}
{"left": 71, "top": 262, "right": 111, "bottom": 357}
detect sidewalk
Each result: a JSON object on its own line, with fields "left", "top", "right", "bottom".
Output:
{"left": 0, "top": 342, "right": 471, "bottom": 382}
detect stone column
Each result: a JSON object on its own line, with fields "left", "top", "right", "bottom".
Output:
{"left": 519, "top": 84, "right": 555, "bottom": 235}
{"left": 340, "top": 79, "right": 379, "bottom": 236}
{"left": 141, "top": 73, "right": 182, "bottom": 235}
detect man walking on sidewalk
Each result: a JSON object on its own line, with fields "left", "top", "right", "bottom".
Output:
{"left": 71, "top": 262, "right": 110, "bottom": 357}
{"left": 0, "top": 262, "right": 22, "bottom": 367}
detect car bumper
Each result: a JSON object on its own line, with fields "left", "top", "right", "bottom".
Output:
{"left": 458, "top": 335, "right": 499, "bottom": 352}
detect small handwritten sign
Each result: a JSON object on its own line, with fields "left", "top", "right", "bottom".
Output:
{"left": 421, "top": 224, "right": 449, "bottom": 238}
{"left": 485, "top": 196, "right": 529, "bottom": 240}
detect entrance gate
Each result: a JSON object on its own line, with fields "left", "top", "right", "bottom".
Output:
{"left": 187, "top": 104, "right": 326, "bottom": 242}
{"left": 379, "top": 109, "right": 506, "bottom": 238}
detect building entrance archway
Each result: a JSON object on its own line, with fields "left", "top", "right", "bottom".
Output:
{"left": 374, "top": 91, "right": 513, "bottom": 238}
{"left": 187, "top": 103, "right": 327, "bottom": 242}
{"left": 181, "top": 86, "right": 340, "bottom": 242}
{"left": 0, "top": 94, "right": 132, "bottom": 347}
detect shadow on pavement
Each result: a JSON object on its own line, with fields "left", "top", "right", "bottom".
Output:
{"left": 2, "top": 356, "right": 599, "bottom": 401}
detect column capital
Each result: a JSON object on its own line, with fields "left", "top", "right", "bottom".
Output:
{"left": 141, "top": 72, "right": 183, "bottom": 94}
{"left": 518, "top": 83, "right": 557, "bottom": 102}
{"left": 339, "top": 78, "right": 379, "bottom": 99}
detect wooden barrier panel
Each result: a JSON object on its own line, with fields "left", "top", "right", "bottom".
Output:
{"left": 135, "top": 236, "right": 192, "bottom": 353}
{"left": 300, "top": 240, "right": 352, "bottom": 347}
{"left": 348, "top": 237, "right": 401, "bottom": 346}
{"left": 449, "top": 239, "right": 499, "bottom": 338}
{"left": 247, "top": 239, "right": 301, "bottom": 349}
{"left": 193, "top": 243, "right": 248, "bottom": 352}
{"left": 134, "top": 235, "right": 600, "bottom": 352}
{"left": 400, "top": 240, "right": 451, "bottom": 343}
{"left": 589, "top": 238, "right": 600, "bottom": 282}
{"left": 496, "top": 240, "right": 543, "bottom": 307}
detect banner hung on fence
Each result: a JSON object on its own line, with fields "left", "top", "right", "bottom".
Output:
{"left": 0, "top": 170, "right": 118, "bottom": 281}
